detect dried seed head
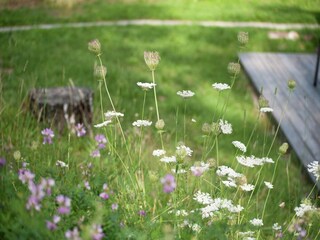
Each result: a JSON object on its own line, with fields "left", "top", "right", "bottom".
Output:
{"left": 155, "top": 119, "right": 165, "bottom": 130}
{"left": 13, "top": 151, "right": 21, "bottom": 161}
{"left": 202, "top": 123, "right": 211, "bottom": 134}
{"left": 227, "top": 62, "right": 241, "bottom": 75}
{"left": 94, "top": 65, "right": 107, "bottom": 80}
{"left": 288, "top": 79, "right": 296, "bottom": 91}
{"left": 279, "top": 142, "right": 289, "bottom": 155}
{"left": 238, "top": 32, "right": 249, "bottom": 45}
{"left": 144, "top": 51, "right": 160, "bottom": 71}
{"left": 88, "top": 39, "right": 101, "bottom": 54}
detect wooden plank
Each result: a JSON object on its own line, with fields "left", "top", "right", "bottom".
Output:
{"left": 239, "top": 53, "right": 320, "bottom": 187}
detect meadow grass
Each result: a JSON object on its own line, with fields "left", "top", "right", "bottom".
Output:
{"left": 0, "top": 25, "right": 320, "bottom": 239}
{"left": 0, "top": 0, "right": 320, "bottom": 26}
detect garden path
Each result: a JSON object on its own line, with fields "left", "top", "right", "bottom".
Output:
{"left": 0, "top": 19, "right": 319, "bottom": 32}
{"left": 240, "top": 52, "right": 320, "bottom": 189}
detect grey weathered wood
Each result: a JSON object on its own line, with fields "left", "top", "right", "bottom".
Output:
{"left": 29, "top": 87, "right": 93, "bottom": 132}
{"left": 239, "top": 53, "right": 320, "bottom": 188}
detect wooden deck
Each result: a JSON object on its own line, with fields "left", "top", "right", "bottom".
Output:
{"left": 239, "top": 53, "right": 320, "bottom": 187}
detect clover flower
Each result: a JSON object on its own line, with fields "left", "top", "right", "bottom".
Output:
{"left": 249, "top": 218, "right": 263, "bottom": 227}
{"left": 161, "top": 174, "right": 176, "bottom": 193}
{"left": 232, "top": 141, "right": 247, "bottom": 153}
{"left": 219, "top": 119, "right": 232, "bottom": 134}
{"left": 40, "top": 178, "right": 55, "bottom": 195}
{"left": 132, "top": 120, "right": 152, "bottom": 127}
{"left": 41, "top": 128, "right": 54, "bottom": 144}
{"left": 190, "top": 162, "right": 210, "bottom": 177}
{"left": 111, "top": 203, "right": 118, "bottom": 211}
{"left": 90, "top": 224, "right": 104, "bottom": 240}
{"left": 99, "top": 183, "right": 110, "bottom": 200}
{"left": 65, "top": 227, "right": 81, "bottom": 240}
{"left": 177, "top": 90, "right": 195, "bottom": 98}
{"left": 138, "top": 210, "right": 146, "bottom": 216}
{"left": 56, "top": 195, "right": 71, "bottom": 215}
{"left": 75, "top": 123, "right": 86, "bottom": 137}
{"left": 137, "top": 82, "right": 156, "bottom": 90}
{"left": 144, "top": 51, "right": 160, "bottom": 71}
{"left": 212, "top": 83, "right": 231, "bottom": 91}
{"left": 91, "top": 149, "right": 101, "bottom": 158}
{"left": 307, "top": 161, "right": 320, "bottom": 180}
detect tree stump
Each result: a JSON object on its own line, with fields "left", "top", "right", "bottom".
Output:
{"left": 29, "top": 87, "right": 93, "bottom": 133}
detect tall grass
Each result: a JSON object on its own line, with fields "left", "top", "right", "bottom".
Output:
{"left": 0, "top": 31, "right": 319, "bottom": 239}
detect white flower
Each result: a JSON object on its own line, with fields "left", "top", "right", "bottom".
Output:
{"left": 264, "top": 181, "right": 273, "bottom": 189}
{"left": 294, "top": 201, "right": 316, "bottom": 217}
{"left": 94, "top": 120, "right": 112, "bottom": 128}
{"left": 240, "top": 184, "right": 255, "bottom": 192}
{"left": 56, "top": 160, "right": 69, "bottom": 168}
{"left": 222, "top": 180, "right": 237, "bottom": 188}
{"left": 212, "top": 83, "right": 231, "bottom": 91}
{"left": 249, "top": 218, "right": 263, "bottom": 227}
{"left": 176, "top": 145, "right": 193, "bottom": 158}
{"left": 272, "top": 223, "right": 282, "bottom": 231}
{"left": 260, "top": 107, "right": 273, "bottom": 113}
{"left": 193, "top": 191, "right": 214, "bottom": 205}
{"left": 191, "top": 223, "right": 201, "bottom": 233}
{"left": 105, "top": 111, "right": 124, "bottom": 120}
{"left": 307, "top": 161, "right": 320, "bottom": 180}
{"left": 177, "top": 90, "right": 195, "bottom": 98}
{"left": 160, "top": 156, "right": 177, "bottom": 163}
{"left": 132, "top": 120, "right": 152, "bottom": 127}
{"left": 219, "top": 119, "right": 232, "bottom": 134}
{"left": 152, "top": 149, "right": 166, "bottom": 157}
{"left": 216, "top": 165, "right": 243, "bottom": 179}
{"left": 137, "top": 82, "right": 156, "bottom": 90}
{"left": 171, "top": 168, "right": 187, "bottom": 174}
{"left": 232, "top": 141, "right": 247, "bottom": 153}
{"left": 190, "top": 162, "right": 210, "bottom": 177}
{"left": 191, "top": 118, "right": 196, "bottom": 123}
{"left": 239, "top": 231, "right": 255, "bottom": 237}
{"left": 236, "top": 155, "right": 274, "bottom": 168}
{"left": 175, "top": 210, "right": 189, "bottom": 217}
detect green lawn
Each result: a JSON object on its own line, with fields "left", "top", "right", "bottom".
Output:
{"left": 0, "top": 0, "right": 320, "bottom": 26}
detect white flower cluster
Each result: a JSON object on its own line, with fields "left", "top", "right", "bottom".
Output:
{"left": 307, "top": 161, "right": 320, "bottom": 180}
{"left": 152, "top": 149, "right": 166, "bottom": 157}
{"left": 212, "top": 83, "right": 231, "bottom": 91}
{"left": 105, "top": 111, "right": 124, "bottom": 120}
{"left": 260, "top": 107, "right": 273, "bottom": 113}
{"left": 240, "top": 183, "right": 255, "bottom": 192}
{"left": 249, "top": 218, "right": 263, "bottom": 227}
{"left": 178, "top": 220, "right": 201, "bottom": 233}
{"left": 264, "top": 181, "right": 273, "bottom": 189}
{"left": 171, "top": 168, "right": 187, "bottom": 174}
{"left": 236, "top": 155, "right": 274, "bottom": 168}
{"left": 272, "top": 223, "right": 282, "bottom": 231}
{"left": 56, "top": 160, "right": 69, "bottom": 168}
{"left": 94, "top": 120, "right": 112, "bottom": 128}
{"left": 219, "top": 119, "right": 232, "bottom": 134}
{"left": 232, "top": 140, "right": 247, "bottom": 153}
{"left": 194, "top": 191, "right": 243, "bottom": 219}
{"left": 137, "top": 82, "right": 156, "bottom": 90}
{"left": 177, "top": 90, "right": 195, "bottom": 98}
{"left": 132, "top": 120, "right": 152, "bottom": 127}
{"left": 176, "top": 145, "right": 193, "bottom": 158}
{"left": 216, "top": 165, "right": 243, "bottom": 188}
{"left": 160, "top": 156, "right": 177, "bottom": 163}
{"left": 294, "top": 201, "right": 317, "bottom": 217}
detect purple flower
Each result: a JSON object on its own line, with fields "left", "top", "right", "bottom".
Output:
{"left": 40, "top": 178, "right": 55, "bottom": 195}
{"left": 84, "top": 181, "right": 91, "bottom": 190}
{"left": 160, "top": 174, "right": 176, "bottom": 193}
{"left": 26, "top": 194, "right": 42, "bottom": 211}
{"left": 138, "top": 210, "right": 146, "bottom": 216}
{"left": 65, "top": 227, "right": 81, "bottom": 240}
{"left": 95, "top": 134, "right": 107, "bottom": 149}
{"left": 46, "top": 215, "right": 60, "bottom": 231}
{"left": 99, "top": 183, "right": 111, "bottom": 200}
{"left": 56, "top": 195, "right": 71, "bottom": 215}
{"left": 91, "top": 224, "right": 104, "bottom": 240}
{"left": 111, "top": 203, "right": 118, "bottom": 211}
{"left": 41, "top": 128, "right": 54, "bottom": 144}
{"left": 91, "top": 149, "right": 100, "bottom": 158}
{"left": 75, "top": 123, "right": 86, "bottom": 137}
{"left": 0, "top": 157, "right": 6, "bottom": 167}
{"left": 18, "top": 169, "right": 35, "bottom": 184}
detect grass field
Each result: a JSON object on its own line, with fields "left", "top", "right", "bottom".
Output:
{"left": 0, "top": 1, "right": 320, "bottom": 239}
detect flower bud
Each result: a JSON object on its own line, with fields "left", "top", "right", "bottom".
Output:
{"left": 288, "top": 79, "right": 296, "bottom": 91}
{"left": 258, "top": 96, "right": 269, "bottom": 108}
{"left": 238, "top": 32, "right": 249, "bottom": 45}
{"left": 13, "top": 150, "right": 21, "bottom": 161}
{"left": 227, "top": 62, "right": 241, "bottom": 75}
{"left": 88, "top": 39, "right": 101, "bottom": 54}
{"left": 144, "top": 51, "right": 160, "bottom": 71}
{"left": 155, "top": 119, "right": 165, "bottom": 130}
{"left": 279, "top": 142, "right": 289, "bottom": 155}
